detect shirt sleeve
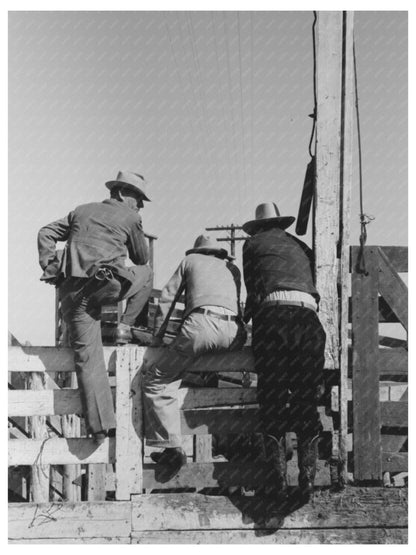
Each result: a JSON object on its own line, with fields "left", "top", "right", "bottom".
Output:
{"left": 127, "top": 216, "right": 149, "bottom": 265}
{"left": 227, "top": 261, "right": 243, "bottom": 319}
{"left": 37, "top": 214, "right": 72, "bottom": 270}
{"left": 153, "top": 259, "right": 186, "bottom": 336}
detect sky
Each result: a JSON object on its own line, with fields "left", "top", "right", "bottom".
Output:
{"left": 8, "top": 10, "right": 408, "bottom": 346}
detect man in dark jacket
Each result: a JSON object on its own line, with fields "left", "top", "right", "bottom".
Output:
{"left": 242, "top": 202, "right": 326, "bottom": 504}
{"left": 37, "top": 171, "right": 153, "bottom": 441}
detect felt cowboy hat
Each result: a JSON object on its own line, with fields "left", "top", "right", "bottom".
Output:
{"left": 242, "top": 202, "right": 295, "bottom": 235}
{"left": 186, "top": 234, "right": 234, "bottom": 260}
{"left": 105, "top": 170, "right": 151, "bottom": 201}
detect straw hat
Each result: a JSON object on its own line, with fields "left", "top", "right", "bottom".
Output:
{"left": 105, "top": 170, "right": 151, "bottom": 201}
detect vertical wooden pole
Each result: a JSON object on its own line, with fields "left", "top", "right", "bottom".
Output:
{"left": 28, "top": 372, "right": 50, "bottom": 502}
{"left": 314, "top": 11, "right": 343, "bottom": 370}
{"left": 339, "top": 11, "right": 354, "bottom": 485}
{"left": 351, "top": 246, "right": 381, "bottom": 482}
{"left": 115, "top": 346, "right": 144, "bottom": 500}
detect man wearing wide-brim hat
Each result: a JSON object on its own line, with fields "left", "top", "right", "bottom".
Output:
{"left": 37, "top": 170, "right": 153, "bottom": 442}
{"left": 242, "top": 202, "right": 326, "bottom": 511}
{"left": 142, "top": 234, "right": 246, "bottom": 480}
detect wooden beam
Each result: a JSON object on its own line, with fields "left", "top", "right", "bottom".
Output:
{"left": 130, "top": 488, "right": 407, "bottom": 531}
{"left": 8, "top": 346, "right": 117, "bottom": 373}
{"left": 131, "top": 529, "right": 407, "bottom": 544}
{"left": 314, "top": 10, "right": 343, "bottom": 369}
{"left": 8, "top": 501, "right": 131, "bottom": 540}
{"left": 351, "top": 247, "right": 381, "bottom": 481}
{"left": 179, "top": 406, "right": 333, "bottom": 436}
{"left": 377, "top": 247, "right": 408, "bottom": 331}
{"left": 142, "top": 458, "right": 331, "bottom": 490}
{"left": 8, "top": 389, "right": 82, "bottom": 417}
{"left": 380, "top": 401, "right": 408, "bottom": 428}
{"left": 28, "top": 372, "right": 50, "bottom": 502}
{"left": 338, "top": 10, "right": 354, "bottom": 486}
{"left": 8, "top": 437, "right": 115, "bottom": 466}
{"left": 115, "top": 347, "right": 145, "bottom": 500}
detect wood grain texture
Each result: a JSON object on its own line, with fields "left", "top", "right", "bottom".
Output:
{"left": 9, "top": 437, "right": 115, "bottom": 466}
{"left": 131, "top": 528, "right": 407, "bottom": 544}
{"left": 131, "top": 488, "right": 407, "bottom": 531}
{"left": 8, "top": 501, "right": 131, "bottom": 540}
{"left": 377, "top": 247, "right": 408, "bottom": 331}
{"left": 314, "top": 10, "right": 343, "bottom": 369}
{"left": 351, "top": 247, "right": 381, "bottom": 481}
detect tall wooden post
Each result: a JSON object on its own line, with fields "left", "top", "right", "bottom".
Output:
{"left": 314, "top": 11, "right": 354, "bottom": 484}
{"left": 314, "top": 11, "right": 343, "bottom": 370}
{"left": 339, "top": 11, "right": 355, "bottom": 484}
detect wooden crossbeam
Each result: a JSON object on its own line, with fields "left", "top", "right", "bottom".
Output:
{"left": 142, "top": 458, "right": 331, "bottom": 490}
{"left": 377, "top": 247, "right": 408, "bottom": 331}
{"left": 8, "top": 437, "right": 115, "bottom": 466}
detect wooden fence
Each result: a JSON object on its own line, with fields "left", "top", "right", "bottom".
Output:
{"left": 351, "top": 246, "right": 408, "bottom": 483}
{"left": 9, "top": 244, "right": 408, "bottom": 502}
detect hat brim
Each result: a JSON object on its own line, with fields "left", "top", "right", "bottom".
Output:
{"left": 105, "top": 180, "right": 151, "bottom": 202}
{"left": 242, "top": 216, "right": 295, "bottom": 235}
{"left": 186, "top": 247, "right": 229, "bottom": 259}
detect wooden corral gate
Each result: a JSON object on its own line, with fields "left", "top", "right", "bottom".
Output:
{"left": 8, "top": 245, "right": 408, "bottom": 543}
{"left": 351, "top": 246, "right": 408, "bottom": 483}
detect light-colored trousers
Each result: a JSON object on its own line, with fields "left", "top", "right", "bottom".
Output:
{"left": 143, "top": 307, "right": 246, "bottom": 448}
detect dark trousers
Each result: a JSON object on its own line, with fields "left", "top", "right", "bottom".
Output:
{"left": 252, "top": 305, "right": 326, "bottom": 439}
{"left": 59, "top": 264, "right": 153, "bottom": 434}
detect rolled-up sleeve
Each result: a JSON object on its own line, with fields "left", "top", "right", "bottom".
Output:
{"left": 127, "top": 217, "right": 149, "bottom": 265}
{"left": 37, "top": 214, "right": 71, "bottom": 270}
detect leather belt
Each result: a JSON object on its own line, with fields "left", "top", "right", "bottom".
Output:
{"left": 263, "top": 300, "right": 317, "bottom": 313}
{"left": 193, "top": 307, "right": 239, "bottom": 321}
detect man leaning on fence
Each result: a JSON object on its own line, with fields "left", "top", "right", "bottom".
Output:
{"left": 37, "top": 171, "right": 153, "bottom": 443}
{"left": 242, "top": 202, "right": 326, "bottom": 505}
{"left": 143, "top": 235, "right": 247, "bottom": 480}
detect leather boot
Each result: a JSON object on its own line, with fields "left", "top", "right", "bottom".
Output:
{"left": 297, "top": 432, "right": 320, "bottom": 499}
{"left": 263, "top": 434, "right": 288, "bottom": 501}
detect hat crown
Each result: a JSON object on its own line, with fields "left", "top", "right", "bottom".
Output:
{"left": 115, "top": 170, "right": 145, "bottom": 188}
{"left": 105, "top": 170, "right": 151, "bottom": 201}
{"left": 255, "top": 202, "right": 281, "bottom": 221}
{"left": 192, "top": 234, "right": 219, "bottom": 251}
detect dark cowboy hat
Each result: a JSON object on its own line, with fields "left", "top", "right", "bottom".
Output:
{"left": 242, "top": 202, "right": 295, "bottom": 235}
{"left": 105, "top": 170, "right": 151, "bottom": 201}
{"left": 186, "top": 234, "right": 234, "bottom": 260}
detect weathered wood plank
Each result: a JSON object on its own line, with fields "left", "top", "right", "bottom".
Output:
{"left": 115, "top": 348, "right": 145, "bottom": 500}
{"left": 142, "top": 459, "right": 331, "bottom": 490}
{"left": 178, "top": 387, "right": 257, "bottom": 409}
{"left": 87, "top": 464, "right": 107, "bottom": 502}
{"left": 378, "top": 348, "right": 408, "bottom": 376}
{"left": 143, "top": 346, "right": 255, "bottom": 374}
{"left": 8, "top": 501, "right": 131, "bottom": 540}
{"left": 179, "top": 407, "right": 333, "bottom": 436}
{"left": 132, "top": 528, "right": 408, "bottom": 544}
{"left": 9, "top": 538, "right": 130, "bottom": 544}
{"left": 314, "top": 10, "right": 343, "bottom": 370}
{"left": 8, "top": 346, "right": 118, "bottom": 373}
{"left": 380, "top": 402, "right": 407, "bottom": 428}
{"left": 131, "top": 488, "right": 408, "bottom": 531}
{"left": 28, "top": 372, "right": 50, "bottom": 503}
{"left": 377, "top": 247, "right": 408, "bottom": 331}
{"left": 378, "top": 246, "right": 408, "bottom": 273}
{"left": 349, "top": 246, "right": 408, "bottom": 273}
{"left": 351, "top": 247, "right": 381, "bottom": 481}
{"left": 8, "top": 389, "right": 82, "bottom": 417}
{"left": 8, "top": 438, "right": 115, "bottom": 466}
{"left": 338, "top": 11, "right": 355, "bottom": 485}
{"left": 382, "top": 452, "right": 408, "bottom": 473}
